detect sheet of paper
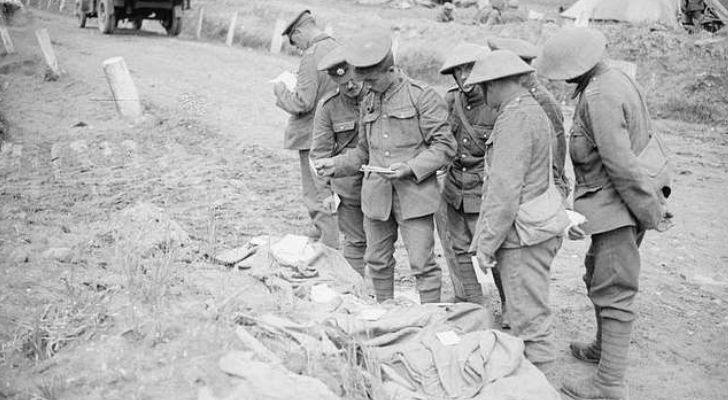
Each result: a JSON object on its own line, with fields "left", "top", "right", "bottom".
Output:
{"left": 436, "top": 330, "right": 461, "bottom": 346}
{"left": 360, "top": 165, "right": 396, "bottom": 174}
{"left": 269, "top": 71, "right": 297, "bottom": 91}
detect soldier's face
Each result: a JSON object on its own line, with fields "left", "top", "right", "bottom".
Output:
{"left": 453, "top": 64, "right": 474, "bottom": 92}
{"left": 356, "top": 68, "right": 389, "bottom": 93}
{"left": 340, "top": 78, "right": 364, "bottom": 98}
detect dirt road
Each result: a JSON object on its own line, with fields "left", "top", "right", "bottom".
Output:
{"left": 1, "top": 8, "right": 727, "bottom": 400}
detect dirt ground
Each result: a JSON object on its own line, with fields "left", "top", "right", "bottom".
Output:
{"left": 1, "top": 2, "right": 727, "bottom": 400}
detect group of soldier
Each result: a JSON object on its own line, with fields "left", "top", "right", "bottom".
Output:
{"left": 272, "top": 9, "right": 668, "bottom": 400}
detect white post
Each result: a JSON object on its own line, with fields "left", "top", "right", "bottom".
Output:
{"left": 59, "top": 0, "right": 66, "bottom": 12}
{"left": 101, "top": 57, "right": 142, "bottom": 119}
{"left": 46, "top": 0, "right": 53, "bottom": 10}
{"left": 35, "top": 28, "right": 62, "bottom": 79}
{"left": 0, "top": 26, "right": 15, "bottom": 54}
{"left": 225, "top": 12, "right": 237, "bottom": 47}
{"left": 269, "top": 18, "right": 285, "bottom": 54}
{"left": 391, "top": 30, "right": 401, "bottom": 64}
{"left": 195, "top": 7, "right": 204, "bottom": 40}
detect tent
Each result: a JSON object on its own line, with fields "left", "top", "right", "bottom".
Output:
{"left": 561, "top": 0, "right": 681, "bottom": 28}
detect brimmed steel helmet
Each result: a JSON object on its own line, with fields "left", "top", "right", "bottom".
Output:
{"left": 464, "top": 50, "right": 534, "bottom": 86}
{"left": 487, "top": 37, "right": 539, "bottom": 62}
{"left": 535, "top": 27, "right": 607, "bottom": 80}
{"left": 439, "top": 43, "right": 490, "bottom": 75}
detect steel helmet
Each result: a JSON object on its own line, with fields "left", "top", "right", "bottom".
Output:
{"left": 439, "top": 43, "right": 490, "bottom": 75}
{"left": 464, "top": 50, "right": 534, "bottom": 86}
{"left": 487, "top": 37, "right": 539, "bottom": 62}
{"left": 535, "top": 27, "right": 607, "bottom": 80}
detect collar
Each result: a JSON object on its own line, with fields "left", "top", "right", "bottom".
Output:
{"left": 382, "top": 69, "right": 408, "bottom": 103}
{"left": 497, "top": 88, "right": 529, "bottom": 115}
{"left": 572, "top": 61, "right": 607, "bottom": 99}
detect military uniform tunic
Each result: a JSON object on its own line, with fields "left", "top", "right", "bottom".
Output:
{"left": 310, "top": 89, "right": 367, "bottom": 274}
{"left": 570, "top": 63, "right": 663, "bottom": 323}
{"left": 473, "top": 89, "right": 561, "bottom": 364}
{"left": 275, "top": 33, "right": 338, "bottom": 150}
{"left": 333, "top": 70, "right": 456, "bottom": 302}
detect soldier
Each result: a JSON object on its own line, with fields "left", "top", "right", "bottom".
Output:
{"left": 436, "top": 2, "right": 455, "bottom": 23}
{"left": 487, "top": 37, "right": 569, "bottom": 197}
{"left": 437, "top": 44, "right": 507, "bottom": 314}
{"left": 314, "top": 32, "right": 456, "bottom": 304}
{"left": 465, "top": 50, "right": 565, "bottom": 369}
{"left": 309, "top": 47, "right": 368, "bottom": 277}
{"left": 274, "top": 10, "right": 339, "bottom": 247}
{"left": 537, "top": 27, "right": 666, "bottom": 400}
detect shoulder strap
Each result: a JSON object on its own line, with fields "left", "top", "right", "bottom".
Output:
{"left": 454, "top": 93, "right": 487, "bottom": 153}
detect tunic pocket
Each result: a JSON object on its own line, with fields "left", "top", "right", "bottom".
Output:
{"left": 384, "top": 106, "right": 420, "bottom": 149}
{"left": 569, "top": 122, "right": 595, "bottom": 165}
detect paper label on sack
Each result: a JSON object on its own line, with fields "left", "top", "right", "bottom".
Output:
{"left": 311, "top": 284, "right": 339, "bottom": 303}
{"left": 436, "top": 331, "right": 461, "bottom": 346}
{"left": 270, "top": 71, "right": 297, "bottom": 91}
{"left": 357, "top": 307, "right": 387, "bottom": 321}
{"left": 564, "top": 210, "right": 588, "bottom": 237}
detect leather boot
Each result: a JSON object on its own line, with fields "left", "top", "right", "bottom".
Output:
{"left": 562, "top": 318, "right": 632, "bottom": 400}
{"left": 570, "top": 306, "right": 602, "bottom": 364}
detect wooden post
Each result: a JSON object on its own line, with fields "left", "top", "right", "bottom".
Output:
{"left": 46, "top": 0, "right": 53, "bottom": 10}
{"left": 225, "top": 12, "right": 237, "bottom": 47}
{"left": 269, "top": 18, "right": 285, "bottom": 54}
{"left": 0, "top": 26, "right": 14, "bottom": 54}
{"left": 101, "top": 57, "right": 142, "bottom": 119}
{"left": 35, "top": 29, "right": 62, "bottom": 80}
{"left": 59, "top": 0, "right": 66, "bottom": 12}
{"left": 391, "top": 30, "right": 401, "bottom": 63}
{"left": 195, "top": 7, "right": 204, "bottom": 40}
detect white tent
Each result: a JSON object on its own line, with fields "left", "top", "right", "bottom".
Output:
{"left": 561, "top": 0, "right": 681, "bottom": 28}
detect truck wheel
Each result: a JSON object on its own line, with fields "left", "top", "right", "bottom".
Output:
{"left": 75, "top": 0, "right": 87, "bottom": 28}
{"left": 163, "top": 6, "right": 182, "bottom": 36}
{"left": 132, "top": 18, "right": 143, "bottom": 30}
{"left": 97, "top": 0, "right": 115, "bottom": 34}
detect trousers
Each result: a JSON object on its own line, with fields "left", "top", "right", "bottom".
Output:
{"left": 496, "top": 235, "right": 562, "bottom": 363}
{"left": 338, "top": 194, "right": 366, "bottom": 276}
{"left": 364, "top": 192, "right": 442, "bottom": 303}
{"left": 298, "top": 149, "right": 338, "bottom": 248}
{"left": 584, "top": 225, "right": 644, "bottom": 323}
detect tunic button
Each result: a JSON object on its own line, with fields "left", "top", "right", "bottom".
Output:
{"left": 385, "top": 151, "right": 390, "bottom": 156}
{"left": 460, "top": 154, "right": 466, "bottom": 158}
{"left": 466, "top": 105, "right": 471, "bottom": 110}
{"left": 383, "top": 133, "right": 389, "bottom": 138}
{"left": 462, "top": 167, "right": 467, "bottom": 172}
{"left": 463, "top": 138, "right": 468, "bottom": 143}
{"left": 383, "top": 114, "right": 388, "bottom": 118}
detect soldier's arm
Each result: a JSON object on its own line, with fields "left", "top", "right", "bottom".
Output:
{"left": 274, "top": 50, "right": 320, "bottom": 115}
{"left": 586, "top": 91, "right": 662, "bottom": 229}
{"left": 310, "top": 99, "right": 336, "bottom": 160}
{"left": 406, "top": 87, "right": 456, "bottom": 182}
{"left": 332, "top": 110, "right": 370, "bottom": 177}
{"left": 475, "top": 111, "right": 532, "bottom": 257}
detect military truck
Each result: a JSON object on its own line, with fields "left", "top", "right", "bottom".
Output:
{"left": 74, "top": 0, "right": 189, "bottom": 36}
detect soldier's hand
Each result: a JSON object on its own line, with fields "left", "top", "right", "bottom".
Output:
{"left": 568, "top": 225, "right": 587, "bottom": 241}
{"left": 314, "top": 158, "right": 336, "bottom": 177}
{"left": 476, "top": 251, "right": 497, "bottom": 270}
{"left": 385, "top": 162, "right": 413, "bottom": 180}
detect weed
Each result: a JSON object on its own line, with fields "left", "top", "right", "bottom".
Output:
{"left": 20, "top": 283, "right": 110, "bottom": 361}
{"left": 35, "top": 375, "right": 66, "bottom": 400}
